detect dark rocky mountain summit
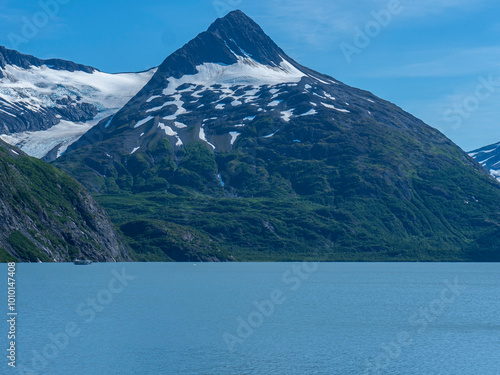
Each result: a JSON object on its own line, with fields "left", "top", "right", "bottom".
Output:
{"left": 55, "top": 11, "right": 500, "bottom": 262}
{"left": 0, "top": 140, "right": 130, "bottom": 262}
{"left": 0, "top": 45, "right": 95, "bottom": 75}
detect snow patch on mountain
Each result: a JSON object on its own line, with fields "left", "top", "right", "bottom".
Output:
{"left": 134, "top": 116, "right": 153, "bottom": 128}
{"left": 229, "top": 131, "right": 240, "bottom": 145}
{"left": 0, "top": 108, "right": 15, "bottom": 117}
{"left": 158, "top": 123, "right": 183, "bottom": 146}
{"left": 146, "top": 95, "right": 161, "bottom": 103}
{"left": 321, "top": 102, "right": 350, "bottom": 113}
{"left": 104, "top": 115, "right": 115, "bottom": 128}
{"left": 161, "top": 94, "right": 189, "bottom": 120}
{"left": 281, "top": 110, "right": 294, "bottom": 122}
{"left": 298, "top": 109, "right": 317, "bottom": 117}
{"left": 158, "top": 123, "right": 177, "bottom": 136}
{"left": 199, "top": 127, "right": 215, "bottom": 149}
{"left": 324, "top": 92, "right": 336, "bottom": 100}
{"left": 308, "top": 74, "right": 329, "bottom": 85}
{"left": 263, "top": 131, "right": 278, "bottom": 138}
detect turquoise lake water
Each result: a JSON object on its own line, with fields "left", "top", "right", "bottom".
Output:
{"left": 1, "top": 262, "right": 499, "bottom": 374}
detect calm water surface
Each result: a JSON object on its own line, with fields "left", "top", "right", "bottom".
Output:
{"left": 1, "top": 262, "right": 499, "bottom": 374}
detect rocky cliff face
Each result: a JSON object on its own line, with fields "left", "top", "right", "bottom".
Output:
{"left": 0, "top": 140, "right": 130, "bottom": 262}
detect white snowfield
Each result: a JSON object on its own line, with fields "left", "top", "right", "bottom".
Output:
{"left": 0, "top": 64, "right": 156, "bottom": 158}
{"left": 0, "top": 64, "right": 155, "bottom": 111}
{"left": 161, "top": 56, "right": 305, "bottom": 96}
{"left": 1, "top": 117, "right": 103, "bottom": 159}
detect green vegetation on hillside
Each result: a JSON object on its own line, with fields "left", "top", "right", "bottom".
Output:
{"left": 55, "top": 111, "right": 500, "bottom": 262}
{"left": 0, "top": 141, "right": 129, "bottom": 262}
{"left": 95, "top": 182, "right": 499, "bottom": 262}
{"left": 7, "top": 231, "right": 51, "bottom": 262}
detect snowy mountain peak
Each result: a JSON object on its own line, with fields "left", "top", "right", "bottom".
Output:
{"left": 65, "top": 11, "right": 392, "bottom": 162}
{"left": 140, "top": 10, "right": 300, "bottom": 89}
{"left": 206, "top": 10, "right": 288, "bottom": 67}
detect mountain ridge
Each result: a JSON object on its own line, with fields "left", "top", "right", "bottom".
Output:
{"left": 51, "top": 10, "right": 500, "bottom": 261}
{"left": 0, "top": 45, "right": 96, "bottom": 76}
{"left": 470, "top": 141, "right": 500, "bottom": 182}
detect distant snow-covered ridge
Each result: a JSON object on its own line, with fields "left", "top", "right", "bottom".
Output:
{"left": 0, "top": 63, "right": 156, "bottom": 159}
{"left": 0, "top": 64, "right": 155, "bottom": 111}
{"left": 469, "top": 141, "right": 500, "bottom": 182}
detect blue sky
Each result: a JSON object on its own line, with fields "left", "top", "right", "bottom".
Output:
{"left": 0, "top": 0, "right": 499, "bottom": 151}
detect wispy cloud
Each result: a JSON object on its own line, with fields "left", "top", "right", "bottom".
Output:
{"left": 257, "top": 0, "right": 492, "bottom": 50}
{"left": 367, "top": 47, "right": 500, "bottom": 78}
{"left": 400, "top": 0, "right": 478, "bottom": 17}
{"left": 396, "top": 71, "right": 500, "bottom": 150}
{"left": 255, "top": 1, "right": 359, "bottom": 49}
